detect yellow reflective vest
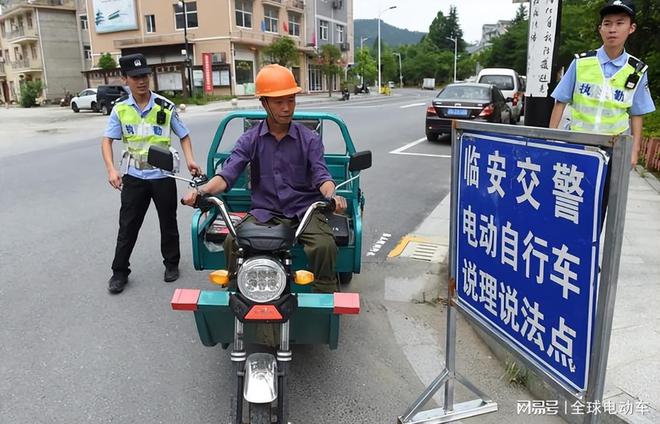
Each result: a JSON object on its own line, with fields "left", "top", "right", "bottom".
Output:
{"left": 114, "top": 96, "right": 174, "bottom": 163}
{"left": 570, "top": 51, "right": 646, "bottom": 135}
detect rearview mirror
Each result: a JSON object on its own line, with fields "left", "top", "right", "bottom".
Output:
{"left": 147, "top": 145, "right": 174, "bottom": 172}
{"left": 349, "top": 150, "right": 372, "bottom": 172}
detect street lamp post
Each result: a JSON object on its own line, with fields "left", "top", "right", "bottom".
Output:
{"left": 393, "top": 52, "right": 402, "bottom": 88}
{"left": 359, "top": 37, "right": 368, "bottom": 86}
{"left": 377, "top": 5, "right": 396, "bottom": 93}
{"left": 178, "top": 0, "right": 193, "bottom": 96}
{"left": 447, "top": 36, "right": 457, "bottom": 83}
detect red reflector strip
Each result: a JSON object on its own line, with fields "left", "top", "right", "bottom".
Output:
{"left": 333, "top": 292, "right": 360, "bottom": 315}
{"left": 245, "top": 305, "right": 283, "bottom": 320}
{"left": 171, "top": 289, "right": 200, "bottom": 311}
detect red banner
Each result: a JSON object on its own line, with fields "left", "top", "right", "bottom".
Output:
{"left": 202, "top": 53, "right": 213, "bottom": 93}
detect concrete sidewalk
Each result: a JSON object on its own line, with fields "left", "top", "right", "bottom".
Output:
{"left": 400, "top": 169, "right": 660, "bottom": 423}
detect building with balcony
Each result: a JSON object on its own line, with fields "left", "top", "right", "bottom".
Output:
{"left": 84, "top": 0, "right": 353, "bottom": 96}
{"left": 305, "top": 0, "right": 353, "bottom": 92}
{"left": 0, "top": 0, "right": 85, "bottom": 103}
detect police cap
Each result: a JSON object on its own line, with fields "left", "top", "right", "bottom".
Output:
{"left": 600, "top": 0, "right": 636, "bottom": 19}
{"left": 119, "top": 53, "right": 151, "bottom": 77}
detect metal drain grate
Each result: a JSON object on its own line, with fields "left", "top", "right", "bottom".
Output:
{"left": 410, "top": 242, "right": 443, "bottom": 262}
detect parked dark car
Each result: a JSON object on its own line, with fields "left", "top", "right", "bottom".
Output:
{"left": 96, "top": 85, "right": 129, "bottom": 115}
{"left": 425, "top": 83, "right": 513, "bottom": 141}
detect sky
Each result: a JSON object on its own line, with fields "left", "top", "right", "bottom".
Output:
{"left": 353, "top": 0, "right": 523, "bottom": 44}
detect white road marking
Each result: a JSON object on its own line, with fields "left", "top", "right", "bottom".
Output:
{"left": 390, "top": 137, "right": 426, "bottom": 154}
{"left": 389, "top": 137, "right": 452, "bottom": 158}
{"left": 366, "top": 233, "right": 392, "bottom": 257}
{"left": 399, "top": 102, "right": 426, "bottom": 109}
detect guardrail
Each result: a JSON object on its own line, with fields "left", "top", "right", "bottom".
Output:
{"left": 641, "top": 136, "right": 660, "bottom": 171}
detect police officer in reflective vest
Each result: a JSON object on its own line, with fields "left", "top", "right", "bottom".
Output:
{"left": 101, "top": 53, "right": 201, "bottom": 294}
{"left": 549, "top": 0, "right": 656, "bottom": 169}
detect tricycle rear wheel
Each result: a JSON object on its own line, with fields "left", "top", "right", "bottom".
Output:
{"left": 249, "top": 402, "right": 271, "bottom": 424}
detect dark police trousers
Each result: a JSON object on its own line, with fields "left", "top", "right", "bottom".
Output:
{"left": 111, "top": 174, "right": 180, "bottom": 276}
{"left": 224, "top": 212, "right": 338, "bottom": 293}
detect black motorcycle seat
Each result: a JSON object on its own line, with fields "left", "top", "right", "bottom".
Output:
{"left": 235, "top": 221, "right": 295, "bottom": 251}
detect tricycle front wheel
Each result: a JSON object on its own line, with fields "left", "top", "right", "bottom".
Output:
{"left": 339, "top": 272, "right": 353, "bottom": 285}
{"left": 249, "top": 402, "right": 271, "bottom": 424}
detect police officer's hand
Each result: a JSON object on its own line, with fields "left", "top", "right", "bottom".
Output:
{"left": 182, "top": 189, "right": 199, "bottom": 207}
{"left": 108, "top": 168, "right": 122, "bottom": 190}
{"left": 333, "top": 195, "right": 347, "bottom": 214}
{"left": 631, "top": 151, "right": 638, "bottom": 170}
{"left": 188, "top": 160, "right": 202, "bottom": 177}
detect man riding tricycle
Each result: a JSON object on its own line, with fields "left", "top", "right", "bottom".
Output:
{"left": 148, "top": 65, "right": 372, "bottom": 424}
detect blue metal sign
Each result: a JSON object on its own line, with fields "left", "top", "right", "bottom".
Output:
{"left": 455, "top": 131, "right": 608, "bottom": 393}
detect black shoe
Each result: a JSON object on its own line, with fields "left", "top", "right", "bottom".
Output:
{"left": 164, "top": 266, "right": 179, "bottom": 283}
{"left": 108, "top": 274, "right": 128, "bottom": 294}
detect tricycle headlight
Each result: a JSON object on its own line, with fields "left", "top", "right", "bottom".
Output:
{"left": 237, "top": 257, "right": 286, "bottom": 303}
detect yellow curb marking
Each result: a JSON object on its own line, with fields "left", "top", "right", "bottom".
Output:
{"left": 387, "top": 235, "right": 432, "bottom": 258}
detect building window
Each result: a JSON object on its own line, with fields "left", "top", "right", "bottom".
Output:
{"left": 308, "top": 64, "right": 323, "bottom": 91}
{"left": 319, "top": 20, "right": 328, "bottom": 40}
{"left": 263, "top": 6, "right": 278, "bottom": 33}
{"left": 80, "top": 15, "right": 88, "bottom": 30}
{"left": 83, "top": 45, "right": 92, "bottom": 60}
{"left": 235, "top": 0, "right": 252, "bottom": 28}
{"left": 288, "top": 12, "right": 300, "bottom": 37}
{"left": 30, "top": 44, "right": 37, "bottom": 60}
{"left": 336, "top": 24, "right": 344, "bottom": 43}
{"left": 26, "top": 13, "right": 33, "bottom": 29}
{"left": 174, "top": 1, "right": 198, "bottom": 30}
{"left": 145, "top": 15, "right": 156, "bottom": 33}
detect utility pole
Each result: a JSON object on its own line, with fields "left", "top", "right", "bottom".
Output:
{"left": 377, "top": 5, "right": 396, "bottom": 93}
{"left": 393, "top": 52, "right": 402, "bottom": 88}
{"left": 178, "top": 0, "right": 193, "bottom": 96}
{"left": 447, "top": 36, "right": 457, "bottom": 83}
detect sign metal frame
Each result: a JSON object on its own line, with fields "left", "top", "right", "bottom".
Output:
{"left": 399, "top": 120, "right": 631, "bottom": 424}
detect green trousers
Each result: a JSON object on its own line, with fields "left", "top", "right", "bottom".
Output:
{"left": 224, "top": 212, "right": 338, "bottom": 293}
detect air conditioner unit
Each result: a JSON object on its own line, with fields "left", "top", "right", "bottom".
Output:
{"left": 340, "top": 42, "right": 349, "bottom": 51}
{"left": 332, "top": 0, "right": 342, "bottom": 9}
{"left": 212, "top": 52, "right": 226, "bottom": 64}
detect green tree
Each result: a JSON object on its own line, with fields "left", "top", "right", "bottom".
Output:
{"left": 19, "top": 80, "right": 43, "bottom": 108}
{"left": 427, "top": 6, "right": 466, "bottom": 52}
{"left": 262, "top": 36, "right": 299, "bottom": 67}
{"left": 351, "top": 47, "right": 377, "bottom": 86}
{"left": 98, "top": 53, "right": 117, "bottom": 70}
{"left": 317, "top": 44, "right": 342, "bottom": 97}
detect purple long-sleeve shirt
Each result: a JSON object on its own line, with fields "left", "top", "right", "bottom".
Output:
{"left": 218, "top": 120, "right": 333, "bottom": 223}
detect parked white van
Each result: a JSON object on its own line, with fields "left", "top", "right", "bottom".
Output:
{"left": 476, "top": 68, "right": 525, "bottom": 123}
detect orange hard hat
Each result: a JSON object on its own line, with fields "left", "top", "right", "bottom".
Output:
{"left": 255, "top": 64, "right": 302, "bottom": 97}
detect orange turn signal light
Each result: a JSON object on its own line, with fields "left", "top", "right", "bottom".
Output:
{"left": 294, "top": 270, "right": 314, "bottom": 285}
{"left": 209, "top": 269, "right": 230, "bottom": 287}
{"left": 245, "top": 305, "right": 283, "bottom": 320}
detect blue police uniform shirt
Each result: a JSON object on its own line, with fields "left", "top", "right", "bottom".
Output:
{"left": 552, "top": 46, "right": 656, "bottom": 116}
{"left": 104, "top": 91, "right": 189, "bottom": 179}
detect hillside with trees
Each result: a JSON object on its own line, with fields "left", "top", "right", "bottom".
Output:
{"left": 354, "top": 19, "right": 426, "bottom": 47}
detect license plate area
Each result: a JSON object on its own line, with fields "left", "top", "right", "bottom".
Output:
{"left": 445, "top": 108, "right": 469, "bottom": 117}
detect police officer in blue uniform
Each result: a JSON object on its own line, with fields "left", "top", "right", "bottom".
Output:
{"left": 550, "top": 0, "right": 655, "bottom": 168}
{"left": 101, "top": 54, "right": 201, "bottom": 294}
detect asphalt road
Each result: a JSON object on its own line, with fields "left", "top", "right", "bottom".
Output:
{"left": 1, "top": 90, "right": 567, "bottom": 424}
{"left": 0, "top": 89, "right": 466, "bottom": 424}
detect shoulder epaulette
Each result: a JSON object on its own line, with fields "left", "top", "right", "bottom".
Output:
{"left": 154, "top": 96, "right": 176, "bottom": 111}
{"left": 627, "top": 55, "right": 648, "bottom": 73}
{"left": 575, "top": 50, "right": 598, "bottom": 59}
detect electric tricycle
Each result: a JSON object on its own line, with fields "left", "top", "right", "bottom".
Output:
{"left": 148, "top": 111, "right": 371, "bottom": 424}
